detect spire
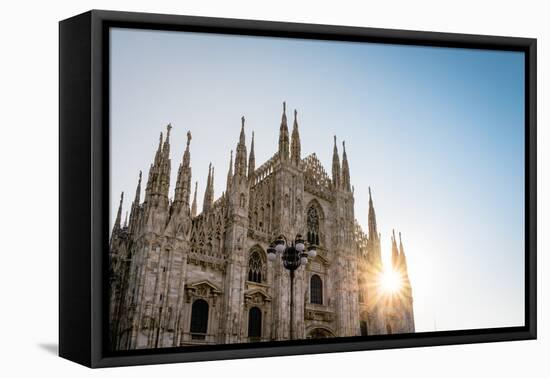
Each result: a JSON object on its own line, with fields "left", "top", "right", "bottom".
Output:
{"left": 227, "top": 150, "right": 233, "bottom": 192}
{"left": 163, "top": 123, "right": 172, "bottom": 158}
{"left": 123, "top": 211, "right": 128, "bottom": 228}
{"left": 391, "top": 229, "right": 399, "bottom": 269}
{"left": 114, "top": 192, "right": 124, "bottom": 232}
{"left": 146, "top": 124, "right": 172, "bottom": 200}
{"left": 128, "top": 171, "right": 142, "bottom": 234}
{"left": 278, "top": 101, "right": 289, "bottom": 161}
{"left": 203, "top": 163, "right": 214, "bottom": 213}
{"left": 332, "top": 136, "right": 341, "bottom": 189}
{"left": 399, "top": 232, "right": 408, "bottom": 269}
{"left": 291, "top": 109, "right": 301, "bottom": 166}
{"left": 153, "top": 131, "right": 163, "bottom": 165}
{"left": 341, "top": 141, "right": 351, "bottom": 191}
{"left": 368, "top": 187, "right": 378, "bottom": 241}
{"left": 134, "top": 171, "right": 142, "bottom": 204}
{"left": 234, "top": 117, "right": 248, "bottom": 176}
{"left": 191, "top": 181, "right": 198, "bottom": 217}
{"left": 183, "top": 131, "right": 191, "bottom": 166}
{"left": 174, "top": 131, "right": 193, "bottom": 208}
{"left": 248, "top": 132, "right": 255, "bottom": 178}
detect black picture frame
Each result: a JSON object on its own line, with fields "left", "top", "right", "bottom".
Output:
{"left": 59, "top": 9, "right": 537, "bottom": 368}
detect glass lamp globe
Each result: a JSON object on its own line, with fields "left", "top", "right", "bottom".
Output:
{"left": 295, "top": 242, "right": 305, "bottom": 252}
{"left": 307, "top": 248, "right": 317, "bottom": 258}
{"left": 300, "top": 256, "right": 308, "bottom": 265}
{"left": 267, "top": 252, "right": 277, "bottom": 261}
{"left": 275, "top": 243, "right": 285, "bottom": 253}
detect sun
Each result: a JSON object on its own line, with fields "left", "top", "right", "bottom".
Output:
{"left": 379, "top": 268, "right": 403, "bottom": 294}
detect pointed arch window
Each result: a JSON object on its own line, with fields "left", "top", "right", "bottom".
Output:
{"left": 386, "top": 323, "right": 393, "bottom": 335}
{"left": 190, "top": 299, "right": 209, "bottom": 338}
{"left": 248, "top": 307, "right": 262, "bottom": 340}
{"left": 310, "top": 274, "right": 323, "bottom": 305}
{"left": 307, "top": 205, "right": 320, "bottom": 245}
{"left": 247, "top": 250, "right": 264, "bottom": 283}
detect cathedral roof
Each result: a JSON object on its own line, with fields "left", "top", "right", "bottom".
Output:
{"left": 302, "top": 154, "right": 333, "bottom": 200}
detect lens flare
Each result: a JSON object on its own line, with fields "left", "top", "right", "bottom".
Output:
{"left": 380, "top": 268, "right": 402, "bottom": 294}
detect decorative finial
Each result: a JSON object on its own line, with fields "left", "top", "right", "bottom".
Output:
{"left": 368, "top": 186, "right": 372, "bottom": 197}
{"left": 138, "top": 170, "right": 142, "bottom": 181}
{"left": 241, "top": 116, "right": 245, "bottom": 128}
{"left": 186, "top": 131, "right": 192, "bottom": 146}
{"left": 342, "top": 140, "right": 346, "bottom": 152}
{"left": 165, "top": 124, "right": 172, "bottom": 141}
{"left": 334, "top": 135, "right": 337, "bottom": 146}
{"left": 283, "top": 101, "right": 286, "bottom": 112}
{"left": 294, "top": 109, "right": 297, "bottom": 118}
{"left": 399, "top": 232, "right": 402, "bottom": 243}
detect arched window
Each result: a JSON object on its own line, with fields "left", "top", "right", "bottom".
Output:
{"left": 307, "top": 206, "right": 320, "bottom": 245}
{"left": 386, "top": 323, "right": 393, "bottom": 335}
{"left": 310, "top": 274, "right": 323, "bottom": 305}
{"left": 190, "top": 299, "right": 209, "bottom": 337}
{"left": 248, "top": 307, "right": 262, "bottom": 340}
{"left": 247, "top": 251, "right": 264, "bottom": 283}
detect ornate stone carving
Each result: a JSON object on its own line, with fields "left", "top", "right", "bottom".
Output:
{"left": 244, "top": 289, "right": 272, "bottom": 306}
{"left": 184, "top": 280, "right": 222, "bottom": 305}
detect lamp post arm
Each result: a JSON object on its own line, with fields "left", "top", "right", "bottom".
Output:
{"left": 290, "top": 269, "right": 294, "bottom": 340}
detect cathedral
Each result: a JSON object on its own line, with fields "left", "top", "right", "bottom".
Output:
{"left": 109, "top": 102, "right": 415, "bottom": 350}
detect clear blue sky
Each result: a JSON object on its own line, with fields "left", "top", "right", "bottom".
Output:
{"left": 110, "top": 28, "right": 525, "bottom": 333}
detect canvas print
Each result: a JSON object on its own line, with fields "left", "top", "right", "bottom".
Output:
{"left": 108, "top": 28, "right": 525, "bottom": 351}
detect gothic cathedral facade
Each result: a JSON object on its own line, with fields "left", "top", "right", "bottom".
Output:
{"left": 109, "top": 103, "right": 415, "bottom": 350}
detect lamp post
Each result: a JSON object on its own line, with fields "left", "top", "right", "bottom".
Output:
{"left": 267, "top": 234, "right": 317, "bottom": 340}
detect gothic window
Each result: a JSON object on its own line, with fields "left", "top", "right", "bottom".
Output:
{"left": 386, "top": 323, "right": 393, "bottom": 335}
{"left": 259, "top": 207, "right": 264, "bottom": 230}
{"left": 190, "top": 299, "right": 209, "bottom": 336}
{"left": 248, "top": 307, "right": 262, "bottom": 340}
{"left": 307, "top": 206, "right": 320, "bottom": 246}
{"left": 240, "top": 193, "right": 246, "bottom": 208}
{"left": 247, "top": 251, "right": 264, "bottom": 283}
{"left": 310, "top": 274, "right": 323, "bottom": 305}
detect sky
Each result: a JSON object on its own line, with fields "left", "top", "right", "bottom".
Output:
{"left": 110, "top": 27, "right": 525, "bottom": 333}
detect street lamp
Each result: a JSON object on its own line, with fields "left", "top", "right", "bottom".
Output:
{"left": 267, "top": 234, "right": 317, "bottom": 340}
